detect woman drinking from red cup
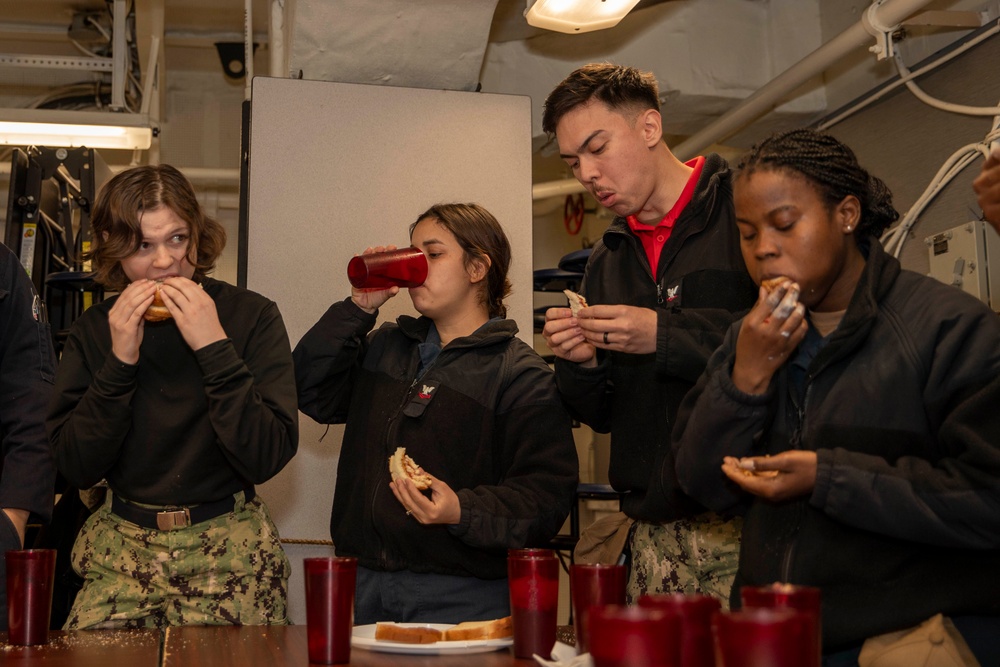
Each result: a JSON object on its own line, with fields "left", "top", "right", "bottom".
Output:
{"left": 347, "top": 246, "right": 427, "bottom": 290}
{"left": 295, "top": 203, "right": 578, "bottom": 626}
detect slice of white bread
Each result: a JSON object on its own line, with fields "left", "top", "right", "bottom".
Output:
{"left": 441, "top": 616, "right": 513, "bottom": 641}
{"left": 388, "top": 447, "right": 433, "bottom": 490}
{"left": 374, "top": 623, "right": 443, "bottom": 644}
{"left": 563, "top": 289, "right": 588, "bottom": 317}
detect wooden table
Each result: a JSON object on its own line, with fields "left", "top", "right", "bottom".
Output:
{"left": 162, "top": 626, "right": 541, "bottom": 666}
{"left": 0, "top": 629, "right": 161, "bottom": 666}
{"left": 2, "top": 624, "right": 571, "bottom": 665}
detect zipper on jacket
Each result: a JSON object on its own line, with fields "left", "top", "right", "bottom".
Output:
{"left": 370, "top": 374, "right": 425, "bottom": 569}
{"left": 780, "top": 379, "right": 813, "bottom": 581}
{"left": 656, "top": 283, "right": 664, "bottom": 305}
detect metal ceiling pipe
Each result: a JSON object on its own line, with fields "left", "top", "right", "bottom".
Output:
{"left": 672, "top": 0, "right": 937, "bottom": 159}
{"left": 0, "top": 163, "right": 241, "bottom": 184}
{"left": 244, "top": 0, "right": 254, "bottom": 101}
{"left": 531, "top": 0, "right": 938, "bottom": 200}
{"left": 270, "top": 0, "right": 286, "bottom": 78}
{"left": 532, "top": 178, "right": 588, "bottom": 200}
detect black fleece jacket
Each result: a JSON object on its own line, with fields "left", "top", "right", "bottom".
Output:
{"left": 555, "top": 153, "right": 757, "bottom": 522}
{"left": 294, "top": 299, "right": 578, "bottom": 579}
{"left": 0, "top": 243, "right": 56, "bottom": 524}
{"left": 674, "top": 241, "right": 1000, "bottom": 649}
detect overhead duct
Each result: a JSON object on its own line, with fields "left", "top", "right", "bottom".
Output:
{"left": 286, "top": 0, "right": 501, "bottom": 91}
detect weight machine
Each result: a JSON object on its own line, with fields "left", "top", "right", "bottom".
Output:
{"left": 4, "top": 146, "right": 111, "bottom": 354}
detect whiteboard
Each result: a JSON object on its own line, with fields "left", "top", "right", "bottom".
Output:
{"left": 243, "top": 76, "right": 533, "bottom": 541}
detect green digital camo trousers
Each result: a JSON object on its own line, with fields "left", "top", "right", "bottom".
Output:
{"left": 65, "top": 490, "right": 291, "bottom": 630}
{"left": 626, "top": 512, "right": 742, "bottom": 609}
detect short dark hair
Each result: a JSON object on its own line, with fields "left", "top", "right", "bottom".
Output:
{"left": 86, "top": 164, "right": 227, "bottom": 291}
{"left": 409, "top": 203, "right": 512, "bottom": 319}
{"left": 736, "top": 128, "right": 899, "bottom": 239}
{"left": 542, "top": 63, "right": 660, "bottom": 135}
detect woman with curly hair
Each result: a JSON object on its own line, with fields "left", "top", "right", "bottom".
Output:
{"left": 48, "top": 164, "right": 297, "bottom": 629}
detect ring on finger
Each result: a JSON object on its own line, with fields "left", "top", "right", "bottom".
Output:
{"left": 780, "top": 330, "right": 791, "bottom": 338}
{"left": 405, "top": 509, "right": 412, "bottom": 516}
{"left": 603, "top": 331, "right": 609, "bottom": 345}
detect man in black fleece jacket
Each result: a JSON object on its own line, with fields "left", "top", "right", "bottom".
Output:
{"left": 541, "top": 63, "right": 757, "bottom": 603}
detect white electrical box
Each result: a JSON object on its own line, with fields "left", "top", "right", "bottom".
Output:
{"left": 924, "top": 221, "right": 1000, "bottom": 311}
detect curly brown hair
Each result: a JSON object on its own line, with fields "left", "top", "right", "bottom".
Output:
{"left": 85, "top": 164, "right": 226, "bottom": 291}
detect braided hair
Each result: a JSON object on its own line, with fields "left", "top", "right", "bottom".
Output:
{"left": 736, "top": 129, "right": 899, "bottom": 239}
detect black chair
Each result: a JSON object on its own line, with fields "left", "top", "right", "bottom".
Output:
{"left": 546, "top": 483, "right": 623, "bottom": 561}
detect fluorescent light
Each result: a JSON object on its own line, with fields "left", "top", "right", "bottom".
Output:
{"left": 525, "top": 0, "right": 642, "bottom": 34}
{"left": 0, "top": 108, "right": 154, "bottom": 150}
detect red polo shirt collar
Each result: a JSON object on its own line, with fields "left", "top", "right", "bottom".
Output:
{"left": 626, "top": 156, "right": 705, "bottom": 277}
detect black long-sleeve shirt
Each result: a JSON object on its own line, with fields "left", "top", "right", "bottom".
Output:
{"left": 47, "top": 277, "right": 298, "bottom": 504}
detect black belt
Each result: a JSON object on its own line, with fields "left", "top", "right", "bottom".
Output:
{"left": 111, "top": 487, "right": 255, "bottom": 531}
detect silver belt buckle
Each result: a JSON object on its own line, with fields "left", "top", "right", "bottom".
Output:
{"left": 156, "top": 508, "right": 192, "bottom": 531}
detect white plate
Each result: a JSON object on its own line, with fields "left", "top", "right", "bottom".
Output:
{"left": 351, "top": 623, "right": 513, "bottom": 655}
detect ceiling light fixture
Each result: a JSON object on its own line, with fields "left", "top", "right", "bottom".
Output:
{"left": 525, "top": 0, "right": 642, "bottom": 34}
{"left": 0, "top": 108, "right": 154, "bottom": 150}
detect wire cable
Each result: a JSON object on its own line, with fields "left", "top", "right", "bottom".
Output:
{"left": 881, "top": 139, "right": 995, "bottom": 256}
{"left": 817, "top": 20, "right": 1000, "bottom": 131}
{"left": 893, "top": 50, "right": 1000, "bottom": 116}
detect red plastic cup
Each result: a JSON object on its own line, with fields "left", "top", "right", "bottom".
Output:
{"left": 508, "top": 548, "right": 559, "bottom": 659}
{"left": 570, "top": 563, "right": 626, "bottom": 655}
{"left": 347, "top": 247, "right": 428, "bottom": 290}
{"left": 712, "top": 608, "right": 811, "bottom": 667}
{"left": 638, "top": 593, "right": 721, "bottom": 667}
{"left": 740, "top": 583, "right": 821, "bottom": 667}
{"left": 303, "top": 557, "right": 357, "bottom": 665}
{"left": 589, "top": 604, "right": 681, "bottom": 667}
{"left": 5, "top": 549, "right": 57, "bottom": 646}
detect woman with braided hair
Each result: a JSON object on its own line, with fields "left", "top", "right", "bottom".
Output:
{"left": 673, "top": 129, "right": 1000, "bottom": 661}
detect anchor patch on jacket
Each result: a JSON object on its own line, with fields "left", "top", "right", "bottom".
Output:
{"left": 404, "top": 384, "right": 437, "bottom": 418}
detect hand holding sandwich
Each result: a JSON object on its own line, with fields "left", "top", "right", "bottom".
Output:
{"left": 158, "top": 277, "right": 226, "bottom": 351}
{"left": 731, "top": 278, "right": 808, "bottom": 395}
{"left": 390, "top": 472, "right": 461, "bottom": 525}
{"left": 576, "top": 303, "right": 657, "bottom": 355}
{"left": 542, "top": 306, "right": 597, "bottom": 366}
{"left": 720, "top": 450, "right": 817, "bottom": 501}
{"left": 108, "top": 279, "right": 161, "bottom": 364}
{"left": 543, "top": 293, "right": 657, "bottom": 364}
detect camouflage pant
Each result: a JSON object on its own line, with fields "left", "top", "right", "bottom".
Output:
{"left": 65, "top": 490, "right": 290, "bottom": 630}
{"left": 626, "top": 512, "right": 742, "bottom": 609}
